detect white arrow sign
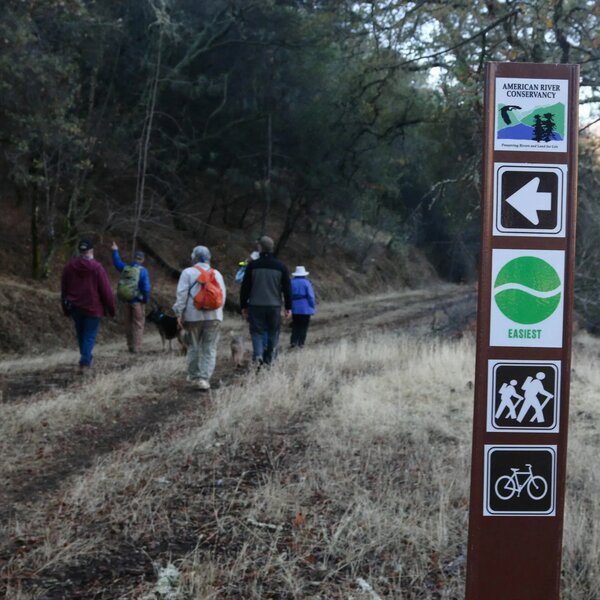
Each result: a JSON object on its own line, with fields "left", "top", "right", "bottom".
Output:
{"left": 505, "top": 177, "right": 552, "bottom": 225}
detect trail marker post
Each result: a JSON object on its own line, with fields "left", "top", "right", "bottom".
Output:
{"left": 466, "top": 62, "right": 579, "bottom": 600}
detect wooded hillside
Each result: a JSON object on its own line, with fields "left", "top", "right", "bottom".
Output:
{"left": 2, "top": 0, "right": 600, "bottom": 323}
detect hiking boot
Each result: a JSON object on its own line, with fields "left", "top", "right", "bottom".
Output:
{"left": 195, "top": 379, "right": 211, "bottom": 391}
{"left": 79, "top": 365, "right": 94, "bottom": 378}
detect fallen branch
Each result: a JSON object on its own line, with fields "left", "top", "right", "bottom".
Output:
{"left": 247, "top": 517, "right": 282, "bottom": 531}
{"left": 137, "top": 236, "right": 181, "bottom": 280}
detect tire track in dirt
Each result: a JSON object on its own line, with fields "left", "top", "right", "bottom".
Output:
{"left": 0, "top": 363, "right": 244, "bottom": 524}
{"left": 0, "top": 349, "right": 166, "bottom": 405}
{"left": 0, "top": 285, "right": 477, "bottom": 598}
{"left": 0, "top": 286, "right": 475, "bottom": 524}
{"left": 311, "top": 286, "right": 476, "bottom": 345}
{"left": 0, "top": 366, "right": 78, "bottom": 404}
{"left": 1, "top": 385, "right": 192, "bottom": 521}
{"left": 1, "top": 390, "right": 315, "bottom": 599}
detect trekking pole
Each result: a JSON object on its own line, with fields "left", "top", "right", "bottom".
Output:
{"left": 512, "top": 397, "right": 525, "bottom": 409}
{"left": 539, "top": 395, "right": 554, "bottom": 412}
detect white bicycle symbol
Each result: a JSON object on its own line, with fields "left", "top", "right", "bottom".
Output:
{"left": 494, "top": 463, "right": 548, "bottom": 501}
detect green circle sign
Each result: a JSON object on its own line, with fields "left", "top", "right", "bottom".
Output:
{"left": 494, "top": 256, "right": 561, "bottom": 324}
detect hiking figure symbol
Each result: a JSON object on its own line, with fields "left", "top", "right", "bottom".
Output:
{"left": 495, "top": 372, "right": 553, "bottom": 424}
{"left": 517, "top": 372, "right": 553, "bottom": 423}
{"left": 495, "top": 379, "right": 522, "bottom": 420}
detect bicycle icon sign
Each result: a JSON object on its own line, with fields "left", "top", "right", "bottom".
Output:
{"left": 484, "top": 445, "right": 556, "bottom": 516}
{"left": 495, "top": 463, "right": 548, "bottom": 501}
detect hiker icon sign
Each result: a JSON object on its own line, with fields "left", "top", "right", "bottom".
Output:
{"left": 487, "top": 360, "right": 560, "bottom": 433}
{"left": 490, "top": 249, "right": 565, "bottom": 348}
{"left": 493, "top": 163, "right": 567, "bottom": 237}
{"left": 484, "top": 445, "right": 557, "bottom": 516}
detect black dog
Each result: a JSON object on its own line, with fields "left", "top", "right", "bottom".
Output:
{"left": 146, "top": 302, "right": 187, "bottom": 354}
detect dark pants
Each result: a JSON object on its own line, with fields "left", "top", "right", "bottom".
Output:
{"left": 248, "top": 305, "right": 281, "bottom": 365}
{"left": 71, "top": 308, "right": 101, "bottom": 366}
{"left": 290, "top": 314, "right": 311, "bottom": 347}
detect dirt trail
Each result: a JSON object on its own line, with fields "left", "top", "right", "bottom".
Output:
{"left": 0, "top": 284, "right": 474, "bottom": 404}
{"left": 0, "top": 359, "right": 247, "bottom": 523}
{"left": 0, "top": 285, "right": 475, "bottom": 505}
{"left": 311, "top": 284, "right": 475, "bottom": 344}
{"left": 0, "top": 284, "right": 476, "bottom": 597}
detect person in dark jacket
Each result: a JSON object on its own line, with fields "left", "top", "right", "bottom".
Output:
{"left": 240, "top": 235, "right": 291, "bottom": 365}
{"left": 290, "top": 266, "right": 316, "bottom": 348}
{"left": 61, "top": 239, "right": 116, "bottom": 370}
{"left": 111, "top": 241, "right": 151, "bottom": 353}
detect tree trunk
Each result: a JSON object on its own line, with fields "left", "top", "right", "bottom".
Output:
{"left": 137, "top": 236, "right": 181, "bottom": 280}
{"left": 261, "top": 112, "right": 272, "bottom": 235}
{"left": 164, "top": 194, "right": 188, "bottom": 231}
{"left": 274, "top": 196, "right": 307, "bottom": 257}
{"left": 202, "top": 194, "right": 220, "bottom": 238}
{"left": 132, "top": 27, "right": 163, "bottom": 255}
{"left": 237, "top": 196, "right": 256, "bottom": 229}
{"left": 321, "top": 214, "right": 338, "bottom": 256}
{"left": 31, "top": 193, "right": 41, "bottom": 280}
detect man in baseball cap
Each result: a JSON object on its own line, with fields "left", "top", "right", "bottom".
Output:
{"left": 61, "top": 239, "right": 115, "bottom": 372}
{"left": 78, "top": 239, "right": 94, "bottom": 252}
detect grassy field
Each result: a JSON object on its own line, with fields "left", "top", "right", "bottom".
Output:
{"left": 0, "top": 288, "right": 598, "bottom": 598}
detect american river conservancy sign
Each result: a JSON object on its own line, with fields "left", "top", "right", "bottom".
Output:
{"left": 466, "top": 62, "right": 579, "bottom": 600}
{"left": 495, "top": 77, "right": 569, "bottom": 153}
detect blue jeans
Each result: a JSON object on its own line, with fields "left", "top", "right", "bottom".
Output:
{"left": 71, "top": 309, "right": 101, "bottom": 366}
{"left": 248, "top": 306, "right": 281, "bottom": 365}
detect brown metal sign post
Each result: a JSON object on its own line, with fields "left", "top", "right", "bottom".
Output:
{"left": 466, "top": 62, "right": 579, "bottom": 600}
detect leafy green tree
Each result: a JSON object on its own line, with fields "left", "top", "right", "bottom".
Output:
{"left": 3, "top": 0, "right": 600, "bottom": 290}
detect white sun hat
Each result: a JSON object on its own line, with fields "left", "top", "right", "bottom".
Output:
{"left": 292, "top": 266, "right": 309, "bottom": 277}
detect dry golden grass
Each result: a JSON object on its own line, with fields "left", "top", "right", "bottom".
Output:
{"left": 1, "top": 327, "right": 598, "bottom": 598}
{"left": 561, "top": 331, "right": 600, "bottom": 599}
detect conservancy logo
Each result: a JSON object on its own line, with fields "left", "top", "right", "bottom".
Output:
{"left": 493, "top": 256, "right": 561, "bottom": 324}
{"left": 497, "top": 102, "right": 565, "bottom": 144}
{"left": 494, "top": 78, "right": 568, "bottom": 153}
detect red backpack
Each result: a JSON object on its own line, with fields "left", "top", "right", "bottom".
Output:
{"left": 192, "top": 266, "right": 224, "bottom": 310}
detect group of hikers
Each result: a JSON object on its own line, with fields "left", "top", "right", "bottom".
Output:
{"left": 60, "top": 235, "right": 316, "bottom": 390}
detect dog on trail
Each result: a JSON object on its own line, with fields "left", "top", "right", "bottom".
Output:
{"left": 230, "top": 334, "right": 245, "bottom": 367}
{"left": 146, "top": 301, "right": 187, "bottom": 354}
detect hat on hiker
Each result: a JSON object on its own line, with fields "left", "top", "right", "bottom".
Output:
{"left": 292, "top": 266, "right": 309, "bottom": 277}
{"left": 191, "top": 245, "right": 211, "bottom": 264}
{"left": 78, "top": 239, "right": 94, "bottom": 252}
{"left": 133, "top": 250, "right": 145, "bottom": 260}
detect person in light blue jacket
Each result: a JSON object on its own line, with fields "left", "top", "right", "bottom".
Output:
{"left": 290, "top": 266, "right": 316, "bottom": 348}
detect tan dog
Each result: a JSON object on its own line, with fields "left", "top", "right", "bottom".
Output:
{"left": 230, "top": 335, "right": 244, "bottom": 367}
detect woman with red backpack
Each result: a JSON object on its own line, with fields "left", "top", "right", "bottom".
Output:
{"left": 172, "top": 245, "right": 226, "bottom": 391}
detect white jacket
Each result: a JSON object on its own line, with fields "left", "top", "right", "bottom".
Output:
{"left": 172, "top": 262, "right": 226, "bottom": 322}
